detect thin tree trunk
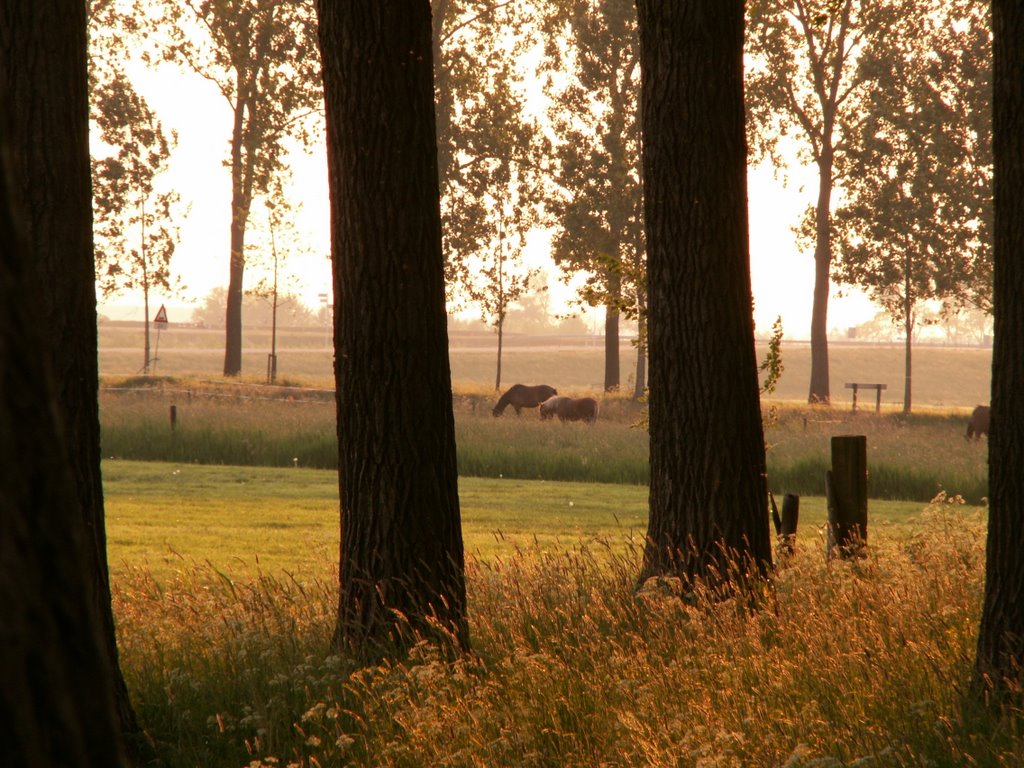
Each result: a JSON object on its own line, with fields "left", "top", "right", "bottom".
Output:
{"left": 633, "top": 314, "right": 647, "bottom": 400}
{"left": 808, "top": 147, "right": 834, "bottom": 404}
{"left": 903, "top": 260, "right": 913, "bottom": 414}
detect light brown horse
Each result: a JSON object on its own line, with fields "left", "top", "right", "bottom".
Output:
{"left": 492, "top": 383, "right": 558, "bottom": 416}
{"left": 539, "top": 395, "right": 598, "bottom": 423}
{"left": 966, "top": 404, "right": 990, "bottom": 439}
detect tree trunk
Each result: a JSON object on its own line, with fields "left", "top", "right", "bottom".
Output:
{"left": 903, "top": 279, "right": 913, "bottom": 414}
{"left": 495, "top": 314, "right": 504, "bottom": 391}
{"left": 317, "top": 0, "right": 468, "bottom": 658}
{"left": 633, "top": 312, "right": 647, "bottom": 400}
{"left": 604, "top": 296, "right": 620, "bottom": 391}
{"left": 975, "top": 0, "right": 1024, "bottom": 697}
{"left": 0, "top": 3, "right": 130, "bottom": 764}
{"left": 223, "top": 80, "right": 255, "bottom": 378}
{"left": 636, "top": 0, "right": 772, "bottom": 591}
{"left": 808, "top": 146, "right": 834, "bottom": 404}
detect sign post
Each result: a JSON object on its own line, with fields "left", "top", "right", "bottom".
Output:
{"left": 152, "top": 304, "right": 169, "bottom": 373}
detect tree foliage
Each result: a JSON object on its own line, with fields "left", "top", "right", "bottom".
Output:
{"left": 746, "top": 0, "right": 904, "bottom": 403}
{"left": 142, "top": 0, "right": 322, "bottom": 376}
{"left": 830, "top": 0, "right": 992, "bottom": 411}
{"left": 540, "top": 0, "right": 645, "bottom": 392}
{"left": 90, "top": 1, "right": 181, "bottom": 301}
{"left": 432, "top": 1, "right": 547, "bottom": 321}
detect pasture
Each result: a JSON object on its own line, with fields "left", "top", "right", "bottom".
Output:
{"left": 99, "top": 378, "right": 989, "bottom": 503}
{"left": 98, "top": 325, "right": 1015, "bottom": 766}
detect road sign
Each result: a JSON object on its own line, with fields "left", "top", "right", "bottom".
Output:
{"left": 154, "top": 304, "right": 169, "bottom": 326}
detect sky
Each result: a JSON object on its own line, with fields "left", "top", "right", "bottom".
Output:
{"left": 97, "top": 61, "right": 880, "bottom": 340}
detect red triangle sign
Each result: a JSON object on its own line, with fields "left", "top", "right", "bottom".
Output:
{"left": 153, "top": 305, "right": 169, "bottom": 325}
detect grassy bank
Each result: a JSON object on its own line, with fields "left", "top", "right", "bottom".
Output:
{"left": 108, "top": 475, "right": 1015, "bottom": 767}
{"left": 100, "top": 381, "right": 989, "bottom": 503}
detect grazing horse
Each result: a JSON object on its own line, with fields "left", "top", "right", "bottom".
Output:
{"left": 492, "top": 383, "right": 558, "bottom": 417}
{"left": 966, "top": 405, "right": 990, "bottom": 439}
{"left": 539, "top": 395, "right": 598, "bottom": 423}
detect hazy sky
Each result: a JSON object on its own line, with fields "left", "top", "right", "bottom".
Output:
{"left": 98, "top": 61, "right": 879, "bottom": 339}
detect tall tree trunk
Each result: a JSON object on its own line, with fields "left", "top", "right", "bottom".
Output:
{"left": 636, "top": 0, "right": 772, "bottom": 590}
{"left": 317, "top": 0, "right": 468, "bottom": 658}
{"left": 975, "top": 0, "right": 1024, "bottom": 696}
{"left": 223, "top": 87, "right": 251, "bottom": 377}
{"left": 0, "top": 2, "right": 132, "bottom": 764}
{"left": 808, "top": 146, "right": 835, "bottom": 404}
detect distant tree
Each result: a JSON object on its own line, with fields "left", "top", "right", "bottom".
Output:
{"left": 246, "top": 179, "right": 313, "bottom": 381}
{"left": 90, "top": 1, "right": 183, "bottom": 373}
{"left": 635, "top": 1, "right": 772, "bottom": 589}
{"left": 191, "top": 286, "right": 317, "bottom": 328}
{"left": 144, "top": 0, "right": 323, "bottom": 376}
{"left": 0, "top": 1, "right": 133, "bottom": 763}
{"left": 316, "top": 0, "right": 469, "bottom": 657}
{"left": 831, "top": 0, "right": 992, "bottom": 413}
{"left": 540, "top": 0, "right": 646, "bottom": 393}
{"left": 975, "top": 0, "right": 1024, "bottom": 699}
{"left": 431, "top": 0, "right": 546, "bottom": 311}
{"left": 471, "top": 200, "right": 541, "bottom": 390}
{"left": 746, "top": 0, "right": 905, "bottom": 404}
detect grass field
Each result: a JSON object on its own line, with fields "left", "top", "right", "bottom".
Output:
{"left": 104, "top": 460, "right": 943, "bottom": 582}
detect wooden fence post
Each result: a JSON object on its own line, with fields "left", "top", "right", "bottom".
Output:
{"left": 825, "top": 435, "right": 867, "bottom": 558}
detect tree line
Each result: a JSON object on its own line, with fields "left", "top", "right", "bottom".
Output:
{"left": 2, "top": 0, "right": 1020, "bottom": 765}
{"left": 89, "top": 0, "right": 993, "bottom": 408}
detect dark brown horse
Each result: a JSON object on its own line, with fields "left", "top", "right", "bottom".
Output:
{"left": 539, "top": 395, "right": 598, "bottom": 423}
{"left": 966, "top": 404, "right": 990, "bottom": 439}
{"left": 492, "top": 383, "right": 558, "bottom": 416}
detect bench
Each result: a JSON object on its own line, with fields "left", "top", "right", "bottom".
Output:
{"left": 844, "top": 383, "right": 887, "bottom": 413}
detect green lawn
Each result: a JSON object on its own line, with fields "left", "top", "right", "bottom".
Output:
{"left": 104, "top": 460, "right": 964, "bottom": 582}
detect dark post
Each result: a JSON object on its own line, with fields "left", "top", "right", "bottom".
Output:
{"left": 825, "top": 435, "right": 868, "bottom": 558}
{"left": 169, "top": 404, "right": 177, "bottom": 430}
{"left": 770, "top": 491, "right": 800, "bottom": 556}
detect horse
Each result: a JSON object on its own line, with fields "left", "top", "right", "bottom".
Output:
{"left": 539, "top": 395, "right": 598, "bottom": 423}
{"left": 492, "top": 383, "right": 558, "bottom": 417}
{"left": 966, "top": 404, "right": 990, "bottom": 439}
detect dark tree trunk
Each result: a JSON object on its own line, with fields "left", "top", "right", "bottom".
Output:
{"left": 604, "top": 297, "right": 621, "bottom": 391}
{"left": 975, "top": 0, "right": 1024, "bottom": 696}
{"left": 808, "top": 146, "right": 834, "bottom": 404}
{"left": 635, "top": 0, "right": 772, "bottom": 589}
{"left": 317, "top": 0, "right": 469, "bottom": 658}
{"left": 0, "top": 6, "right": 127, "bottom": 766}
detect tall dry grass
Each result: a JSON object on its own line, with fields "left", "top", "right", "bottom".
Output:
{"left": 115, "top": 498, "right": 1021, "bottom": 767}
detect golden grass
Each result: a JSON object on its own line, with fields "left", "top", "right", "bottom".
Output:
{"left": 114, "top": 496, "right": 1022, "bottom": 767}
